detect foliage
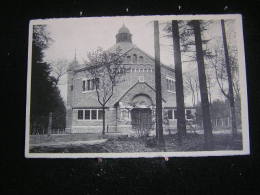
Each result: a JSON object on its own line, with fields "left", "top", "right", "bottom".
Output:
{"left": 85, "top": 47, "right": 127, "bottom": 134}
{"left": 195, "top": 98, "right": 241, "bottom": 128}
{"left": 86, "top": 47, "right": 127, "bottom": 106}
{"left": 30, "top": 25, "right": 66, "bottom": 134}
{"left": 206, "top": 37, "right": 240, "bottom": 99}
{"left": 49, "top": 59, "right": 69, "bottom": 86}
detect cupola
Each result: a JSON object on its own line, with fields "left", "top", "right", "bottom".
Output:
{"left": 116, "top": 24, "right": 132, "bottom": 43}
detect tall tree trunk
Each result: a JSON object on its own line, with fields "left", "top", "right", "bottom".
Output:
{"left": 172, "top": 20, "right": 186, "bottom": 144}
{"left": 47, "top": 112, "right": 53, "bottom": 136}
{"left": 221, "top": 19, "right": 237, "bottom": 138}
{"left": 102, "top": 106, "right": 106, "bottom": 135}
{"left": 191, "top": 20, "right": 213, "bottom": 150}
{"left": 154, "top": 21, "right": 164, "bottom": 146}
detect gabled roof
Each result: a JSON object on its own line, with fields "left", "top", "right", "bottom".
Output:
{"left": 74, "top": 42, "right": 175, "bottom": 73}
{"left": 114, "top": 81, "right": 166, "bottom": 105}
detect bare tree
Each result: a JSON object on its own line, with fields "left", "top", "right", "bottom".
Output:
{"left": 183, "top": 71, "right": 199, "bottom": 106}
{"left": 85, "top": 47, "right": 126, "bottom": 135}
{"left": 207, "top": 20, "right": 239, "bottom": 138}
{"left": 49, "top": 59, "right": 69, "bottom": 86}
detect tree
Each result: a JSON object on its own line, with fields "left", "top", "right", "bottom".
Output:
{"left": 49, "top": 59, "right": 69, "bottom": 86}
{"left": 86, "top": 47, "right": 126, "bottom": 135}
{"left": 30, "top": 25, "right": 66, "bottom": 134}
{"left": 207, "top": 20, "right": 240, "bottom": 137}
{"left": 171, "top": 20, "right": 186, "bottom": 143}
{"left": 183, "top": 71, "right": 200, "bottom": 106}
{"left": 221, "top": 19, "right": 237, "bottom": 137}
{"left": 189, "top": 20, "right": 213, "bottom": 150}
{"left": 154, "top": 21, "right": 164, "bottom": 146}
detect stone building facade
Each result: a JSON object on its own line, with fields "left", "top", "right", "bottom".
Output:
{"left": 66, "top": 25, "right": 195, "bottom": 135}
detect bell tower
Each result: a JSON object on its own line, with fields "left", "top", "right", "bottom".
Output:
{"left": 116, "top": 24, "right": 132, "bottom": 43}
{"left": 65, "top": 50, "right": 78, "bottom": 133}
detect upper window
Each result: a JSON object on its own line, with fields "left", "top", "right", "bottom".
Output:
{"left": 127, "top": 55, "right": 131, "bottom": 63}
{"left": 82, "top": 80, "right": 86, "bottom": 91}
{"left": 166, "top": 78, "right": 175, "bottom": 92}
{"left": 139, "top": 56, "right": 144, "bottom": 63}
{"left": 133, "top": 54, "right": 137, "bottom": 63}
{"left": 82, "top": 78, "right": 99, "bottom": 92}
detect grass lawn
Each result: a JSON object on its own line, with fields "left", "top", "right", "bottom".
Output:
{"left": 29, "top": 133, "right": 243, "bottom": 153}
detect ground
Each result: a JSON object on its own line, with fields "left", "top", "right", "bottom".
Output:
{"left": 29, "top": 129, "right": 243, "bottom": 153}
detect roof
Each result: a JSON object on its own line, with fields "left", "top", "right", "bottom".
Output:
{"left": 115, "top": 81, "right": 166, "bottom": 105}
{"left": 118, "top": 24, "right": 131, "bottom": 34}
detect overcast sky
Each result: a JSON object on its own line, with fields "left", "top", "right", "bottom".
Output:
{"left": 36, "top": 15, "right": 239, "bottom": 106}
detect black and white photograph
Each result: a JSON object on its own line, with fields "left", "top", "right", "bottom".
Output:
{"left": 25, "top": 14, "right": 249, "bottom": 158}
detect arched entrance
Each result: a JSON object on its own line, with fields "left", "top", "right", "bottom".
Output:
{"left": 131, "top": 94, "right": 153, "bottom": 136}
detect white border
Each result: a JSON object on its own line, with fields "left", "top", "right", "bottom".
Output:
{"left": 25, "top": 14, "right": 250, "bottom": 158}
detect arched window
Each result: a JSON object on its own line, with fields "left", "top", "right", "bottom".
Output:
{"left": 139, "top": 56, "right": 144, "bottom": 63}
{"left": 126, "top": 55, "right": 131, "bottom": 63}
{"left": 133, "top": 54, "right": 137, "bottom": 63}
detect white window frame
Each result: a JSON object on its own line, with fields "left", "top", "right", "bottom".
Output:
{"left": 77, "top": 109, "right": 103, "bottom": 121}
{"left": 166, "top": 77, "right": 176, "bottom": 93}
{"left": 77, "top": 109, "right": 84, "bottom": 120}
{"left": 82, "top": 78, "right": 98, "bottom": 93}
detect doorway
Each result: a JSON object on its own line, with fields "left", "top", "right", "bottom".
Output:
{"left": 131, "top": 108, "right": 152, "bottom": 136}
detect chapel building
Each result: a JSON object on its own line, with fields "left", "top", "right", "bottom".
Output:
{"left": 66, "top": 25, "right": 194, "bottom": 134}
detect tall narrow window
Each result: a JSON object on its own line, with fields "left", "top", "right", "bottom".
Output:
{"left": 133, "top": 54, "right": 137, "bottom": 63}
{"left": 127, "top": 56, "right": 131, "bottom": 63}
{"left": 91, "top": 110, "right": 97, "bottom": 120}
{"left": 95, "top": 78, "right": 100, "bottom": 89}
{"left": 174, "top": 110, "right": 177, "bottom": 119}
{"left": 186, "top": 109, "right": 192, "bottom": 119}
{"left": 139, "top": 56, "right": 144, "bottom": 63}
{"left": 98, "top": 110, "right": 103, "bottom": 120}
{"left": 85, "top": 110, "right": 90, "bottom": 120}
{"left": 168, "top": 110, "right": 173, "bottom": 119}
{"left": 78, "top": 110, "right": 84, "bottom": 120}
{"left": 87, "top": 80, "right": 91, "bottom": 90}
{"left": 166, "top": 78, "right": 175, "bottom": 92}
{"left": 82, "top": 80, "right": 86, "bottom": 91}
{"left": 92, "top": 79, "right": 96, "bottom": 90}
